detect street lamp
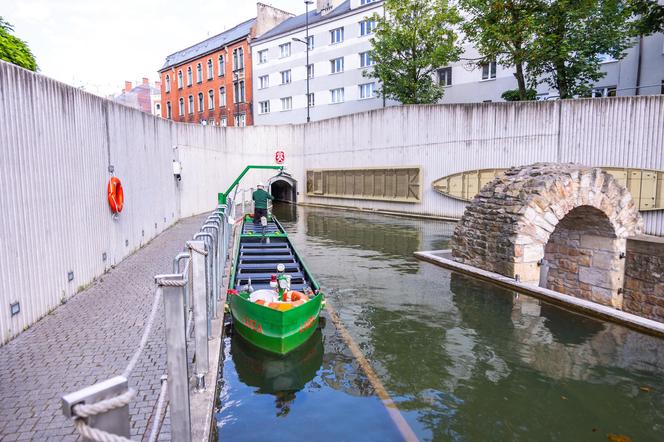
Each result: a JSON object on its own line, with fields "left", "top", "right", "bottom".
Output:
{"left": 293, "top": 0, "right": 314, "bottom": 123}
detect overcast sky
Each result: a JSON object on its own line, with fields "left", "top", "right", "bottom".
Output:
{"left": 2, "top": 0, "right": 306, "bottom": 96}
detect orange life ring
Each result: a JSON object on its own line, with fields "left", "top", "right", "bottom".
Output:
{"left": 107, "top": 177, "right": 124, "bottom": 213}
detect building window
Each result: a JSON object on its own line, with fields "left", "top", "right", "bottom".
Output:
{"left": 279, "top": 43, "right": 291, "bottom": 58}
{"left": 221, "top": 116, "right": 227, "bottom": 127}
{"left": 359, "top": 19, "right": 376, "bottom": 36}
{"left": 330, "top": 27, "right": 344, "bottom": 44}
{"left": 281, "top": 70, "right": 291, "bottom": 85}
{"left": 360, "top": 0, "right": 377, "bottom": 4}
{"left": 360, "top": 51, "right": 374, "bottom": 67}
{"left": 481, "top": 61, "right": 497, "bottom": 80}
{"left": 591, "top": 86, "right": 617, "bottom": 97}
{"left": 258, "top": 50, "right": 268, "bottom": 64}
{"left": 307, "top": 64, "right": 314, "bottom": 79}
{"left": 233, "top": 47, "right": 244, "bottom": 71}
{"left": 188, "top": 95, "right": 194, "bottom": 114}
{"left": 178, "top": 98, "right": 184, "bottom": 116}
{"left": 308, "top": 93, "right": 315, "bottom": 107}
{"left": 281, "top": 97, "right": 292, "bottom": 111}
{"left": 359, "top": 82, "right": 376, "bottom": 99}
{"left": 219, "top": 87, "right": 226, "bottom": 107}
{"left": 259, "top": 100, "right": 270, "bottom": 114}
{"left": 165, "top": 75, "right": 171, "bottom": 93}
{"left": 208, "top": 90, "right": 214, "bottom": 110}
{"left": 177, "top": 70, "right": 183, "bottom": 89}
{"left": 259, "top": 75, "right": 270, "bottom": 89}
{"left": 197, "top": 92, "right": 204, "bottom": 112}
{"left": 187, "top": 67, "right": 192, "bottom": 86}
{"left": 166, "top": 101, "right": 172, "bottom": 119}
{"left": 438, "top": 67, "right": 452, "bottom": 86}
{"left": 234, "top": 113, "right": 246, "bottom": 127}
{"left": 207, "top": 59, "right": 213, "bottom": 80}
{"left": 307, "top": 36, "right": 314, "bottom": 50}
{"left": 331, "top": 87, "right": 344, "bottom": 103}
{"left": 218, "top": 55, "right": 225, "bottom": 76}
{"left": 331, "top": 57, "right": 344, "bottom": 74}
{"left": 196, "top": 63, "right": 202, "bottom": 83}
{"left": 233, "top": 80, "right": 245, "bottom": 103}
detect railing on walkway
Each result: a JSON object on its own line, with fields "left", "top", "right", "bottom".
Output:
{"left": 61, "top": 199, "right": 236, "bottom": 442}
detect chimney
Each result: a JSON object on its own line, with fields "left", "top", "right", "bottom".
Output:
{"left": 255, "top": 3, "right": 294, "bottom": 37}
{"left": 142, "top": 77, "right": 149, "bottom": 85}
{"left": 124, "top": 81, "right": 132, "bottom": 92}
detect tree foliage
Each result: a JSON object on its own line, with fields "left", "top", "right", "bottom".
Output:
{"left": 0, "top": 17, "right": 37, "bottom": 71}
{"left": 460, "top": 0, "right": 542, "bottom": 101}
{"left": 367, "top": 0, "right": 462, "bottom": 104}
{"left": 528, "top": 0, "right": 637, "bottom": 99}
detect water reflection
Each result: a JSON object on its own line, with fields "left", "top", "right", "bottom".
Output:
{"left": 231, "top": 331, "right": 323, "bottom": 417}
{"left": 219, "top": 204, "right": 664, "bottom": 441}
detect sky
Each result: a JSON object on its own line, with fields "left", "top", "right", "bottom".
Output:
{"left": 2, "top": 0, "right": 306, "bottom": 96}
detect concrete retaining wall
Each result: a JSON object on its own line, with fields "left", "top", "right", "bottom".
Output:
{"left": 1, "top": 60, "right": 664, "bottom": 343}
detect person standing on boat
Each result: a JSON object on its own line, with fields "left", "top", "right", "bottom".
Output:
{"left": 252, "top": 182, "right": 273, "bottom": 224}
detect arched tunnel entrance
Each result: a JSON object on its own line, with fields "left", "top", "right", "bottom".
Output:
{"left": 270, "top": 176, "right": 297, "bottom": 203}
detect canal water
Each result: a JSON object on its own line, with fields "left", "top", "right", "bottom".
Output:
{"left": 216, "top": 204, "right": 664, "bottom": 441}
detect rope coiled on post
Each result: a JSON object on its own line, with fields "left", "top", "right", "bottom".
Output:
{"left": 72, "top": 388, "right": 136, "bottom": 442}
{"left": 155, "top": 278, "right": 188, "bottom": 287}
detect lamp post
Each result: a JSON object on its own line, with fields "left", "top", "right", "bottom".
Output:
{"left": 293, "top": 0, "right": 314, "bottom": 123}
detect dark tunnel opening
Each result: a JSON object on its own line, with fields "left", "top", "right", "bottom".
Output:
{"left": 271, "top": 179, "right": 296, "bottom": 203}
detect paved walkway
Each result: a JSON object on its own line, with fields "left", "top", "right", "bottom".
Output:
{"left": 0, "top": 214, "right": 207, "bottom": 441}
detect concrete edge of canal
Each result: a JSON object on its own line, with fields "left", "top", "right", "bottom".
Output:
{"left": 415, "top": 250, "right": 664, "bottom": 339}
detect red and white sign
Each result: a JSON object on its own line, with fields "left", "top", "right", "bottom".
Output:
{"left": 275, "top": 151, "right": 285, "bottom": 164}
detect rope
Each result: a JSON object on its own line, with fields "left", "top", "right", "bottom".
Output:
{"left": 188, "top": 243, "right": 208, "bottom": 256}
{"left": 73, "top": 389, "right": 136, "bottom": 419}
{"left": 147, "top": 379, "right": 169, "bottom": 442}
{"left": 74, "top": 419, "right": 133, "bottom": 442}
{"left": 72, "top": 389, "right": 136, "bottom": 442}
{"left": 155, "top": 278, "right": 188, "bottom": 287}
{"left": 122, "top": 289, "right": 162, "bottom": 378}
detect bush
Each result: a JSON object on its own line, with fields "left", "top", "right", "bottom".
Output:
{"left": 501, "top": 89, "right": 537, "bottom": 101}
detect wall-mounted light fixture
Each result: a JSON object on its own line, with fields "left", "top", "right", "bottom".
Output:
{"left": 172, "top": 160, "right": 182, "bottom": 181}
{"left": 10, "top": 302, "right": 20, "bottom": 317}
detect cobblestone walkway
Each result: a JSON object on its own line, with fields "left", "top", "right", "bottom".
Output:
{"left": 0, "top": 214, "right": 207, "bottom": 441}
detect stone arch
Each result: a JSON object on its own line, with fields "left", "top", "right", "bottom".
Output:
{"left": 269, "top": 173, "right": 297, "bottom": 203}
{"left": 452, "top": 163, "right": 643, "bottom": 308}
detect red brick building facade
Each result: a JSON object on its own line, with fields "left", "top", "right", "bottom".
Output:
{"left": 158, "top": 4, "right": 292, "bottom": 127}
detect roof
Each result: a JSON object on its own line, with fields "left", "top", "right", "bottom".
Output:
{"left": 254, "top": 1, "right": 352, "bottom": 43}
{"left": 160, "top": 18, "right": 256, "bottom": 71}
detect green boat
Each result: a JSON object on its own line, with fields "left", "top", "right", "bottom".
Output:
{"left": 228, "top": 214, "right": 324, "bottom": 355}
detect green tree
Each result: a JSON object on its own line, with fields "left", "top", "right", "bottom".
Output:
{"left": 0, "top": 17, "right": 37, "bottom": 71}
{"left": 629, "top": 0, "right": 664, "bottom": 34}
{"left": 460, "top": 0, "right": 543, "bottom": 101}
{"left": 367, "top": 0, "right": 462, "bottom": 104}
{"left": 528, "top": 0, "right": 638, "bottom": 99}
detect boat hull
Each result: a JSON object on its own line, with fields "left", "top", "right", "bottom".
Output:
{"left": 230, "top": 292, "right": 323, "bottom": 355}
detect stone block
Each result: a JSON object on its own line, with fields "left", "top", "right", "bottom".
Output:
{"left": 592, "top": 252, "right": 618, "bottom": 271}
{"left": 580, "top": 235, "right": 616, "bottom": 252}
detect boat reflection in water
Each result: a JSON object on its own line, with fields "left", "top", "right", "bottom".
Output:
{"left": 231, "top": 329, "right": 324, "bottom": 417}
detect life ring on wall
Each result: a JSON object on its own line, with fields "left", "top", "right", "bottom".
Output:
{"left": 107, "top": 177, "right": 124, "bottom": 213}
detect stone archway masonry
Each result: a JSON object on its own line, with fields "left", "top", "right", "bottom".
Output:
{"left": 452, "top": 163, "right": 643, "bottom": 309}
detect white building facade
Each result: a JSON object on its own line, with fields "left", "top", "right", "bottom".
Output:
{"left": 252, "top": 0, "right": 664, "bottom": 125}
{"left": 251, "top": 0, "right": 389, "bottom": 125}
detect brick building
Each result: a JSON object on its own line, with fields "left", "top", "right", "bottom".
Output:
{"left": 158, "top": 3, "right": 292, "bottom": 127}
{"left": 113, "top": 78, "right": 162, "bottom": 116}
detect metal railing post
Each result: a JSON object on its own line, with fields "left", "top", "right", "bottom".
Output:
{"left": 173, "top": 252, "right": 191, "bottom": 319}
{"left": 187, "top": 240, "right": 209, "bottom": 390}
{"left": 202, "top": 224, "right": 220, "bottom": 317}
{"left": 61, "top": 376, "right": 131, "bottom": 441}
{"left": 194, "top": 232, "right": 214, "bottom": 336}
{"left": 155, "top": 274, "right": 191, "bottom": 442}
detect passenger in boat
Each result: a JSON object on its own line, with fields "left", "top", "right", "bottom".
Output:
{"left": 252, "top": 182, "right": 273, "bottom": 224}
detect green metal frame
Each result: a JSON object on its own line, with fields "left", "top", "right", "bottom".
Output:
{"left": 218, "top": 165, "right": 284, "bottom": 205}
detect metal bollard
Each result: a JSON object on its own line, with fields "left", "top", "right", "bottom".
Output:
{"left": 187, "top": 240, "right": 209, "bottom": 390}
{"left": 155, "top": 274, "right": 192, "bottom": 442}
{"left": 61, "top": 376, "right": 131, "bottom": 441}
